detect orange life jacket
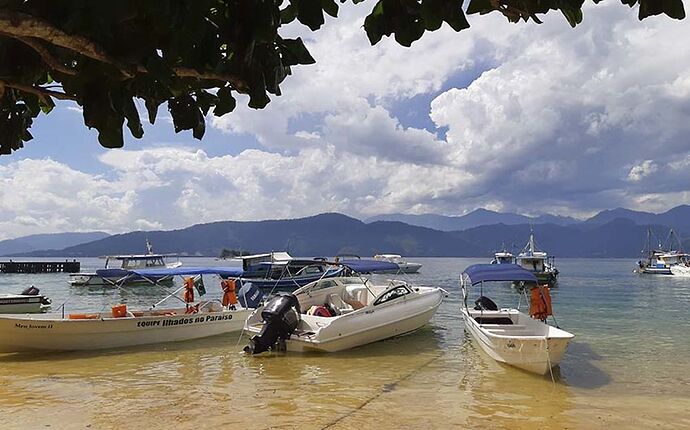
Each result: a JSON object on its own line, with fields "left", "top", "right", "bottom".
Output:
{"left": 183, "top": 277, "right": 195, "bottom": 304}
{"left": 529, "top": 286, "right": 552, "bottom": 321}
{"left": 221, "top": 279, "right": 238, "bottom": 307}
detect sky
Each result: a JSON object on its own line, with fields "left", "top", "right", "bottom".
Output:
{"left": 1, "top": 1, "right": 690, "bottom": 239}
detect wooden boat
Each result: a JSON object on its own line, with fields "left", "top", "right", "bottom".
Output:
{"left": 244, "top": 268, "right": 445, "bottom": 354}
{"left": 460, "top": 264, "right": 574, "bottom": 375}
{"left": 0, "top": 267, "right": 259, "bottom": 353}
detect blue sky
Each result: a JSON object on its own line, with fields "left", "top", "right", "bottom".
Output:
{"left": 1, "top": 2, "right": 689, "bottom": 239}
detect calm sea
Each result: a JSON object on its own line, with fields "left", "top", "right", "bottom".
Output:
{"left": 1, "top": 257, "right": 689, "bottom": 429}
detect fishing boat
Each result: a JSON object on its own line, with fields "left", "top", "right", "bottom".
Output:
{"left": 69, "top": 239, "right": 181, "bottom": 286}
{"left": 460, "top": 264, "right": 574, "bottom": 375}
{"left": 515, "top": 231, "right": 558, "bottom": 285}
{"left": 637, "top": 228, "right": 688, "bottom": 275}
{"left": 373, "top": 254, "right": 422, "bottom": 273}
{"left": 238, "top": 252, "right": 344, "bottom": 291}
{"left": 0, "top": 266, "right": 260, "bottom": 353}
{"left": 243, "top": 260, "right": 445, "bottom": 354}
{"left": 0, "top": 286, "right": 51, "bottom": 314}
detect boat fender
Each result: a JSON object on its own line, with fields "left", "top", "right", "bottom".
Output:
{"left": 474, "top": 296, "right": 498, "bottom": 311}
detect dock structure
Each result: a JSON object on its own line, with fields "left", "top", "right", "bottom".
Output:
{"left": 0, "top": 261, "right": 80, "bottom": 274}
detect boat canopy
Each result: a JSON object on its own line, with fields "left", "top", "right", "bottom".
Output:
{"left": 340, "top": 259, "right": 398, "bottom": 273}
{"left": 463, "top": 264, "right": 537, "bottom": 285}
{"left": 127, "top": 266, "right": 244, "bottom": 278}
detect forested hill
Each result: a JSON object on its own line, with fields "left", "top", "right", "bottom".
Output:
{"left": 16, "top": 213, "right": 681, "bottom": 258}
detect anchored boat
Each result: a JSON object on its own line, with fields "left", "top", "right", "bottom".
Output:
{"left": 373, "top": 254, "right": 422, "bottom": 274}
{"left": 0, "top": 286, "right": 51, "bottom": 314}
{"left": 238, "top": 252, "right": 344, "bottom": 291}
{"left": 69, "top": 239, "right": 181, "bottom": 286}
{"left": 0, "top": 266, "right": 260, "bottom": 353}
{"left": 460, "top": 264, "right": 574, "bottom": 375}
{"left": 243, "top": 260, "right": 445, "bottom": 354}
{"left": 515, "top": 231, "right": 558, "bottom": 285}
{"left": 637, "top": 228, "right": 688, "bottom": 275}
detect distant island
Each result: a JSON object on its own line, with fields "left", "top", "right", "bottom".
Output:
{"left": 4, "top": 205, "right": 689, "bottom": 259}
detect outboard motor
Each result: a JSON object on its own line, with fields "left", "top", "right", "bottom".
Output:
{"left": 245, "top": 293, "right": 301, "bottom": 355}
{"left": 21, "top": 286, "right": 40, "bottom": 296}
{"left": 474, "top": 296, "right": 498, "bottom": 311}
{"left": 237, "top": 281, "right": 263, "bottom": 309}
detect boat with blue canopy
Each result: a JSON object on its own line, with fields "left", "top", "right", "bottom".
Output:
{"left": 460, "top": 264, "right": 574, "bottom": 375}
{"left": 0, "top": 266, "right": 261, "bottom": 353}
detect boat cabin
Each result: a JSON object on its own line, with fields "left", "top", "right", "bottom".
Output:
{"left": 492, "top": 252, "right": 514, "bottom": 264}
{"left": 105, "top": 254, "right": 170, "bottom": 269}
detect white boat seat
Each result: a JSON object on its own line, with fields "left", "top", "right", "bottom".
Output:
{"left": 327, "top": 293, "right": 354, "bottom": 315}
{"left": 343, "top": 286, "right": 369, "bottom": 309}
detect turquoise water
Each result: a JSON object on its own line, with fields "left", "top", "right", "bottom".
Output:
{"left": 1, "top": 257, "right": 689, "bottom": 429}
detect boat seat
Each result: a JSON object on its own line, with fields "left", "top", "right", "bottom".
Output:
{"left": 344, "top": 286, "right": 369, "bottom": 309}
{"left": 327, "top": 293, "right": 354, "bottom": 315}
{"left": 474, "top": 317, "right": 513, "bottom": 325}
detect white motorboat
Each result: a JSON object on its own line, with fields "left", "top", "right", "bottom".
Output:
{"left": 490, "top": 251, "right": 515, "bottom": 265}
{"left": 243, "top": 271, "right": 445, "bottom": 354}
{"left": 0, "top": 287, "right": 51, "bottom": 314}
{"left": 460, "top": 264, "right": 574, "bottom": 375}
{"left": 0, "top": 266, "right": 260, "bottom": 353}
{"left": 69, "top": 239, "right": 182, "bottom": 286}
{"left": 373, "top": 254, "right": 422, "bottom": 274}
{"left": 516, "top": 231, "right": 558, "bottom": 284}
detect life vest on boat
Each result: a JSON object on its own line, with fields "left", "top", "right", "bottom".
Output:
{"left": 529, "top": 286, "right": 552, "bottom": 321}
{"left": 221, "top": 279, "right": 238, "bottom": 307}
{"left": 306, "top": 305, "right": 332, "bottom": 317}
{"left": 183, "top": 277, "right": 195, "bottom": 304}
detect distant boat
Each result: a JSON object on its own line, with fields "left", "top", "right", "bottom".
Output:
{"left": 69, "top": 239, "right": 181, "bottom": 286}
{"left": 373, "top": 254, "right": 422, "bottom": 273}
{"left": 515, "top": 231, "right": 558, "bottom": 285}
{"left": 637, "top": 228, "right": 688, "bottom": 275}
{"left": 238, "top": 252, "right": 344, "bottom": 291}
{"left": 490, "top": 244, "right": 515, "bottom": 265}
{"left": 0, "top": 286, "right": 51, "bottom": 314}
{"left": 460, "top": 264, "right": 574, "bottom": 375}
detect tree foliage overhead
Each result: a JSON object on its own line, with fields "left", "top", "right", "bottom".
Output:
{"left": 0, "top": 0, "right": 684, "bottom": 155}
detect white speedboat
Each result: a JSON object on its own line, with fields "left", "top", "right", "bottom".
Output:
{"left": 69, "top": 239, "right": 182, "bottom": 286}
{"left": 460, "top": 264, "right": 574, "bottom": 375}
{"left": 0, "top": 267, "right": 259, "bottom": 353}
{"left": 373, "top": 254, "right": 422, "bottom": 274}
{"left": 244, "top": 275, "right": 445, "bottom": 354}
{"left": 0, "top": 287, "right": 51, "bottom": 314}
{"left": 490, "top": 251, "right": 515, "bottom": 265}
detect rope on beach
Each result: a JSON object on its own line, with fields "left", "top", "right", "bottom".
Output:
{"left": 320, "top": 352, "right": 443, "bottom": 430}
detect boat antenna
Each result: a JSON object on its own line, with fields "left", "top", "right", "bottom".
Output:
{"left": 146, "top": 238, "right": 153, "bottom": 255}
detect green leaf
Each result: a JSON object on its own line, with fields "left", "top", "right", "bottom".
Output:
{"left": 123, "top": 97, "right": 144, "bottom": 139}
{"left": 467, "top": 0, "right": 492, "bottom": 15}
{"left": 144, "top": 98, "right": 161, "bottom": 125}
{"left": 280, "top": 37, "right": 316, "bottom": 66}
{"left": 281, "top": 3, "right": 298, "bottom": 24}
{"left": 297, "top": 0, "right": 326, "bottom": 30}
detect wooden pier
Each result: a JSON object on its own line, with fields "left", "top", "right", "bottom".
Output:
{"left": 0, "top": 261, "right": 80, "bottom": 273}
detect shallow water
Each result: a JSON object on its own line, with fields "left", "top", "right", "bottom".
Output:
{"left": 1, "top": 257, "right": 689, "bottom": 429}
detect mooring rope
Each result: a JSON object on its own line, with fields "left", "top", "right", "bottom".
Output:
{"left": 320, "top": 352, "right": 443, "bottom": 429}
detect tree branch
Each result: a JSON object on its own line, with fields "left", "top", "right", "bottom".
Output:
{"left": 13, "top": 36, "right": 78, "bottom": 76}
{"left": 0, "top": 80, "right": 77, "bottom": 101}
{"left": 0, "top": 10, "right": 248, "bottom": 92}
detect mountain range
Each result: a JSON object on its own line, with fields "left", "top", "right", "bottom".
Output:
{"left": 0, "top": 232, "right": 110, "bottom": 256}
{"left": 11, "top": 205, "right": 690, "bottom": 258}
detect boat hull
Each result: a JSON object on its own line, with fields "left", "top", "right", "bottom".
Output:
{"left": 640, "top": 266, "right": 672, "bottom": 275}
{"left": 670, "top": 265, "right": 690, "bottom": 277}
{"left": 462, "top": 309, "right": 573, "bottom": 375}
{"left": 0, "top": 295, "right": 49, "bottom": 314}
{"left": 69, "top": 273, "right": 174, "bottom": 286}
{"left": 376, "top": 262, "right": 423, "bottom": 274}
{"left": 0, "top": 308, "right": 251, "bottom": 353}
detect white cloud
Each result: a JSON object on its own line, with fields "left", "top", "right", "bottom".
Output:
{"left": 627, "top": 160, "right": 658, "bottom": 182}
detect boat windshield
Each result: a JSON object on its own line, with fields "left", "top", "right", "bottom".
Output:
{"left": 374, "top": 285, "right": 410, "bottom": 306}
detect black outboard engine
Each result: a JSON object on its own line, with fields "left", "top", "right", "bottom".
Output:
{"left": 474, "top": 296, "right": 498, "bottom": 311}
{"left": 245, "top": 293, "right": 301, "bottom": 355}
{"left": 21, "top": 286, "right": 40, "bottom": 296}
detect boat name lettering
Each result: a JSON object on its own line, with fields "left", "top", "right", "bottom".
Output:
{"left": 14, "top": 323, "right": 53, "bottom": 329}
{"left": 136, "top": 314, "right": 232, "bottom": 328}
